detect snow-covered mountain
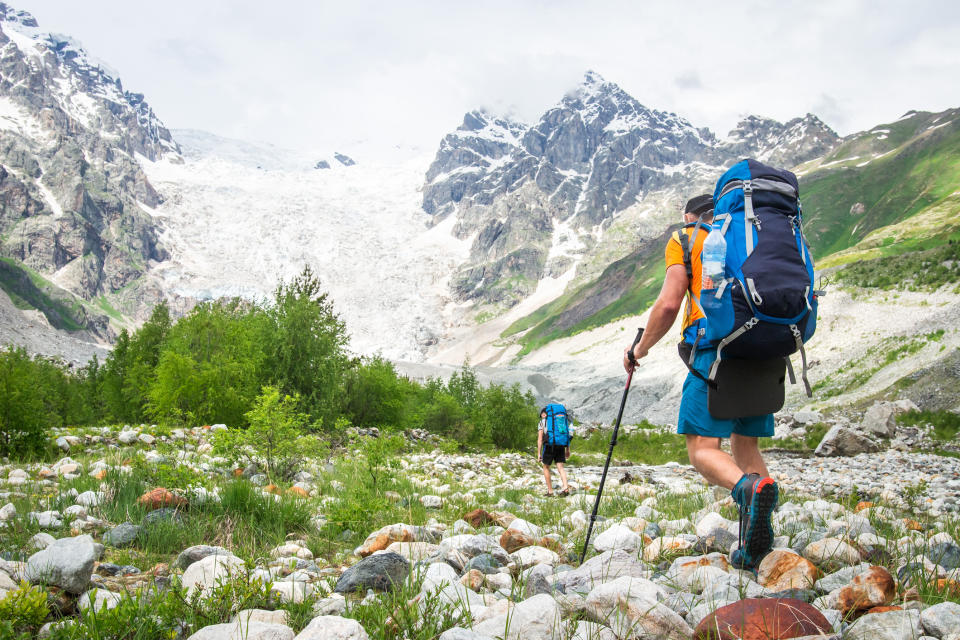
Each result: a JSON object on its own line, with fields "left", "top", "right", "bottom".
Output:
{"left": 423, "top": 72, "right": 839, "bottom": 311}
{"left": 143, "top": 133, "right": 467, "bottom": 361}
{"left": 0, "top": 3, "right": 177, "bottom": 334}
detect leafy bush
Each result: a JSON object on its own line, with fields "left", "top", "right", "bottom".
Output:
{"left": 476, "top": 383, "right": 538, "bottom": 450}
{"left": 148, "top": 299, "right": 271, "bottom": 426}
{"left": 212, "top": 386, "right": 321, "bottom": 481}
{"left": 0, "top": 582, "right": 49, "bottom": 636}
{"left": 343, "top": 356, "right": 415, "bottom": 428}
{"left": 267, "top": 265, "right": 350, "bottom": 427}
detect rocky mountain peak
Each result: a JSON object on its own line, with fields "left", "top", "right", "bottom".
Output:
{"left": 0, "top": 3, "right": 180, "bottom": 328}
{"left": 721, "top": 112, "right": 839, "bottom": 167}
{"left": 423, "top": 72, "right": 842, "bottom": 309}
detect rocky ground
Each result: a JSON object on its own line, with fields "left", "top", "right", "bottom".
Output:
{"left": 1, "top": 418, "right": 959, "bottom": 640}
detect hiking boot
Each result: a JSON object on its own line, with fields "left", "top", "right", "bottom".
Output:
{"left": 731, "top": 473, "right": 778, "bottom": 569}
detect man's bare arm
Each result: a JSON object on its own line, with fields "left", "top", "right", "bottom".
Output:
{"left": 623, "top": 264, "right": 688, "bottom": 371}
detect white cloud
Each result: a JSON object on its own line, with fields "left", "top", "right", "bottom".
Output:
{"left": 12, "top": 0, "right": 960, "bottom": 155}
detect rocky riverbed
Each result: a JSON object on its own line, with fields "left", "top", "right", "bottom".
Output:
{"left": 0, "top": 422, "right": 959, "bottom": 639}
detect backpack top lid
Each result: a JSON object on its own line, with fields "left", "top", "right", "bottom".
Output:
{"left": 544, "top": 403, "right": 566, "bottom": 416}
{"left": 713, "top": 159, "right": 799, "bottom": 208}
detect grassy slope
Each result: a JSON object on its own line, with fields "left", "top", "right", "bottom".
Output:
{"left": 506, "top": 108, "right": 960, "bottom": 355}
{"left": 799, "top": 109, "right": 960, "bottom": 258}
{"left": 0, "top": 258, "right": 86, "bottom": 331}
{"left": 501, "top": 227, "right": 671, "bottom": 355}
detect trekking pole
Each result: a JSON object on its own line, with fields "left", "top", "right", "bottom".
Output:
{"left": 579, "top": 327, "right": 644, "bottom": 565}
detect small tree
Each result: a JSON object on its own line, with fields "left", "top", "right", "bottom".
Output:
{"left": 212, "top": 386, "right": 319, "bottom": 481}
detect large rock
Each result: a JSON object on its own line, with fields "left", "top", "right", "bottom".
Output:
{"left": 175, "top": 545, "right": 233, "bottom": 570}
{"left": 571, "top": 622, "right": 617, "bottom": 640}
{"left": 182, "top": 554, "right": 246, "bottom": 598}
{"left": 758, "top": 550, "right": 819, "bottom": 592}
{"left": 643, "top": 536, "right": 695, "bottom": 562}
{"left": 385, "top": 542, "right": 439, "bottom": 562}
{"left": 802, "top": 537, "right": 862, "bottom": 568}
{"left": 509, "top": 546, "right": 559, "bottom": 569}
{"left": 462, "top": 509, "right": 496, "bottom": 528}
{"left": 103, "top": 523, "right": 141, "bottom": 547}
{"left": 334, "top": 552, "right": 409, "bottom": 593}
{"left": 666, "top": 554, "right": 731, "bottom": 591}
{"left": 187, "top": 621, "right": 294, "bottom": 640}
{"left": 500, "top": 529, "right": 537, "bottom": 554}
{"left": 845, "top": 609, "right": 922, "bottom": 640}
{"left": 77, "top": 588, "right": 122, "bottom": 613}
{"left": 25, "top": 534, "right": 102, "bottom": 594}
{"left": 860, "top": 401, "right": 898, "bottom": 438}
{"left": 472, "top": 593, "right": 559, "bottom": 640}
{"left": 592, "top": 523, "right": 643, "bottom": 553}
{"left": 506, "top": 518, "right": 542, "bottom": 540}
{"left": 693, "top": 598, "right": 832, "bottom": 640}
{"left": 921, "top": 601, "right": 960, "bottom": 638}
{"left": 585, "top": 577, "right": 692, "bottom": 640}
{"left": 825, "top": 565, "right": 895, "bottom": 614}
{"left": 814, "top": 425, "right": 879, "bottom": 457}
{"left": 928, "top": 541, "right": 960, "bottom": 570}
{"left": 295, "top": 616, "right": 369, "bottom": 640}
{"left": 814, "top": 563, "right": 875, "bottom": 593}
{"left": 138, "top": 488, "right": 187, "bottom": 511}
{"left": 584, "top": 576, "right": 666, "bottom": 618}
{"left": 556, "top": 549, "right": 650, "bottom": 593}
{"left": 355, "top": 524, "right": 416, "bottom": 557}
{"left": 234, "top": 610, "right": 290, "bottom": 626}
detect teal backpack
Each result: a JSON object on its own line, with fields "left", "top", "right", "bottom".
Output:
{"left": 543, "top": 403, "right": 571, "bottom": 446}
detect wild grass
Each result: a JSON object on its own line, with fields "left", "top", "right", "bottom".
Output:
{"left": 569, "top": 427, "right": 689, "bottom": 466}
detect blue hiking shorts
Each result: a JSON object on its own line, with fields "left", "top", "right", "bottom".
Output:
{"left": 677, "top": 350, "right": 775, "bottom": 439}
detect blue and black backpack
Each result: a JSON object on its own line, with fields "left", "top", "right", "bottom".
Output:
{"left": 680, "top": 159, "right": 818, "bottom": 398}
{"left": 543, "top": 403, "right": 571, "bottom": 446}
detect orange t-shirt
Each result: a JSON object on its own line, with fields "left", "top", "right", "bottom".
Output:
{"left": 664, "top": 226, "right": 708, "bottom": 333}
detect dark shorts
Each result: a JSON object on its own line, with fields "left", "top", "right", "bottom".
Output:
{"left": 541, "top": 444, "right": 567, "bottom": 465}
{"left": 678, "top": 350, "right": 775, "bottom": 438}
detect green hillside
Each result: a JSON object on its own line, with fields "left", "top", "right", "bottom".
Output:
{"left": 505, "top": 108, "right": 960, "bottom": 356}
{"left": 502, "top": 228, "right": 670, "bottom": 355}
{"left": 799, "top": 108, "right": 960, "bottom": 258}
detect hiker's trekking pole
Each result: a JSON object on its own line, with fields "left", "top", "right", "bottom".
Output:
{"left": 579, "top": 327, "right": 644, "bottom": 565}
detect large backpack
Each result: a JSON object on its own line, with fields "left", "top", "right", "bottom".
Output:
{"left": 543, "top": 403, "right": 571, "bottom": 446}
{"left": 681, "top": 159, "right": 818, "bottom": 397}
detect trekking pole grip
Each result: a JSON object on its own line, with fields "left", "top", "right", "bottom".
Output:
{"left": 627, "top": 327, "right": 645, "bottom": 366}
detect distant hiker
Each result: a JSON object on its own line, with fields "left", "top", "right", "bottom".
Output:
{"left": 622, "top": 163, "right": 818, "bottom": 570}
{"left": 538, "top": 403, "right": 572, "bottom": 496}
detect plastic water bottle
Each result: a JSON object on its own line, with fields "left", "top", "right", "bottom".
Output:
{"left": 701, "top": 228, "right": 726, "bottom": 290}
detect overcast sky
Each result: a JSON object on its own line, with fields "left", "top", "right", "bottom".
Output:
{"left": 13, "top": 0, "right": 960, "bottom": 156}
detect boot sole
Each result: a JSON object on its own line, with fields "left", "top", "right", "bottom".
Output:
{"left": 745, "top": 478, "right": 778, "bottom": 563}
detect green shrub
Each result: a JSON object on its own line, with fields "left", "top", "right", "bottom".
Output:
{"left": 267, "top": 265, "right": 350, "bottom": 427}
{"left": 343, "top": 356, "right": 415, "bottom": 428}
{"left": 0, "top": 582, "right": 49, "bottom": 635}
{"left": 212, "top": 386, "right": 322, "bottom": 481}
{"left": 147, "top": 299, "right": 270, "bottom": 426}
{"left": 0, "top": 346, "right": 79, "bottom": 458}
{"left": 477, "top": 383, "right": 538, "bottom": 451}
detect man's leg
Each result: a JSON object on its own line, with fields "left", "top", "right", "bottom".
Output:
{"left": 556, "top": 462, "right": 569, "bottom": 491}
{"left": 542, "top": 464, "right": 553, "bottom": 494}
{"left": 730, "top": 434, "right": 769, "bottom": 477}
{"left": 685, "top": 435, "right": 745, "bottom": 490}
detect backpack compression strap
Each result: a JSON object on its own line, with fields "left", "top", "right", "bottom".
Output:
{"left": 674, "top": 221, "right": 715, "bottom": 388}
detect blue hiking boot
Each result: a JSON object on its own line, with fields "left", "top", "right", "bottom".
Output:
{"left": 730, "top": 473, "right": 778, "bottom": 570}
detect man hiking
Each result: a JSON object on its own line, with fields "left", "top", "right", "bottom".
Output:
{"left": 622, "top": 194, "right": 779, "bottom": 570}
{"left": 538, "top": 404, "right": 572, "bottom": 497}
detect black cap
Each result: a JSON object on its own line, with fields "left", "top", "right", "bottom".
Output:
{"left": 684, "top": 194, "right": 713, "bottom": 216}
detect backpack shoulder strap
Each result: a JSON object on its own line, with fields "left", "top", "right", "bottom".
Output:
{"left": 674, "top": 230, "right": 693, "bottom": 282}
